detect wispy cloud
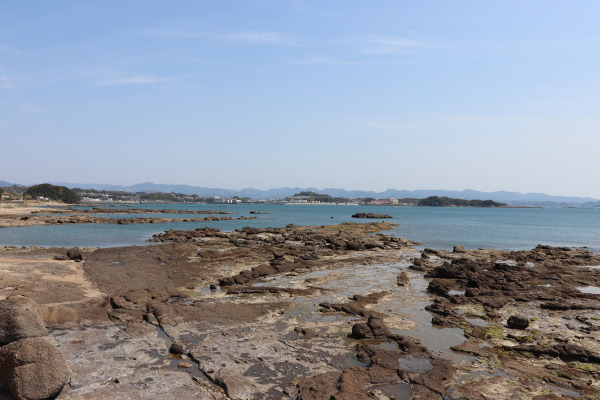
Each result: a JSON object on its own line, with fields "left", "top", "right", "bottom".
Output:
{"left": 219, "top": 31, "right": 294, "bottom": 44}
{"left": 288, "top": 0, "right": 346, "bottom": 18}
{"left": 0, "top": 68, "right": 16, "bottom": 89}
{"left": 0, "top": 45, "right": 22, "bottom": 55}
{"left": 95, "top": 70, "right": 173, "bottom": 86}
{"left": 292, "top": 56, "right": 365, "bottom": 66}
{"left": 140, "top": 28, "right": 202, "bottom": 39}
{"left": 355, "top": 34, "right": 422, "bottom": 54}
{"left": 15, "top": 103, "right": 44, "bottom": 116}
{"left": 142, "top": 27, "right": 299, "bottom": 46}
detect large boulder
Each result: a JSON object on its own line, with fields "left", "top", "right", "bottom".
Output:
{"left": 0, "top": 296, "right": 69, "bottom": 400}
{"left": 66, "top": 247, "right": 83, "bottom": 261}
{"left": 0, "top": 296, "right": 48, "bottom": 346}
{"left": 0, "top": 337, "right": 69, "bottom": 400}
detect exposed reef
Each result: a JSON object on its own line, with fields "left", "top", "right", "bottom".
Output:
{"left": 0, "top": 224, "right": 599, "bottom": 399}
{"left": 351, "top": 213, "right": 393, "bottom": 219}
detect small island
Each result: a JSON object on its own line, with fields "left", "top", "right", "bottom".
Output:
{"left": 351, "top": 213, "right": 393, "bottom": 219}
{"left": 417, "top": 196, "right": 506, "bottom": 207}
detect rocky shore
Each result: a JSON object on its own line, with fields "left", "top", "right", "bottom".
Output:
{"left": 0, "top": 206, "right": 253, "bottom": 228}
{"left": 0, "top": 223, "right": 599, "bottom": 399}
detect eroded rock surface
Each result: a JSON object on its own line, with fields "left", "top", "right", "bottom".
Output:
{"left": 1, "top": 226, "right": 600, "bottom": 400}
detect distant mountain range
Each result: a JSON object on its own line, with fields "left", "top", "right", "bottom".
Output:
{"left": 2, "top": 180, "right": 599, "bottom": 207}
{"left": 0, "top": 180, "right": 19, "bottom": 187}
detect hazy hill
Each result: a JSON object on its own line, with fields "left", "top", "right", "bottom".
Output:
{"left": 3, "top": 180, "right": 598, "bottom": 206}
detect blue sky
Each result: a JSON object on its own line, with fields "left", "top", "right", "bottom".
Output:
{"left": 2, "top": 1, "right": 600, "bottom": 197}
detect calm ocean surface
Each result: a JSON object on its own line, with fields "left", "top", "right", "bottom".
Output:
{"left": 1, "top": 204, "right": 599, "bottom": 253}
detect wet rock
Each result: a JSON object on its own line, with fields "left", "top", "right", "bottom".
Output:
{"left": 427, "top": 279, "right": 449, "bottom": 296}
{"left": 453, "top": 245, "right": 467, "bottom": 253}
{"left": 124, "top": 289, "right": 152, "bottom": 304}
{"left": 0, "top": 296, "right": 48, "bottom": 346}
{"left": 170, "top": 342, "right": 185, "bottom": 355}
{"left": 367, "top": 364, "right": 399, "bottom": 384}
{"left": 227, "top": 286, "right": 316, "bottom": 296}
{"left": 213, "top": 373, "right": 258, "bottom": 400}
{"left": 507, "top": 343, "right": 600, "bottom": 363}
{"left": 293, "top": 371, "right": 341, "bottom": 400}
{"left": 66, "top": 246, "right": 83, "bottom": 261}
{"left": 507, "top": 315, "right": 530, "bottom": 330}
{"left": 351, "top": 323, "right": 374, "bottom": 339}
{"left": 219, "top": 276, "right": 235, "bottom": 286}
{"left": 352, "top": 292, "right": 389, "bottom": 304}
{"left": 0, "top": 336, "right": 69, "bottom": 400}
{"left": 396, "top": 272, "right": 409, "bottom": 286}
{"left": 345, "top": 241, "right": 365, "bottom": 251}
{"left": 410, "top": 358, "right": 454, "bottom": 397}
{"left": 293, "top": 368, "right": 373, "bottom": 400}
{"left": 368, "top": 317, "right": 391, "bottom": 338}
{"left": 481, "top": 297, "right": 508, "bottom": 309}
{"left": 425, "top": 300, "right": 463, "bottom": 327}
{"left": 427, "top": 261, "right": 475, "bottom": 279}
{"left": 409, "top": 262, "right": 429, "bottom": 272}
{"left": 541, "top": 302, "right": 570, "bottom": 311}
{"left": 294, "top": 326, "right": 318, "bottom": 339}
{"left": 144, "top": 313, "right": 159, "bottom": 326}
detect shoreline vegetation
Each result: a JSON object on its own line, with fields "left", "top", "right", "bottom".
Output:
{"left": 0, "top": 222, "right": 599, "bottom": 399}
{"left": 416, "top": 196, "right": 506, "bottom": 207}
{"left": 3, "top": 183, "right": 511, "bottom": 208}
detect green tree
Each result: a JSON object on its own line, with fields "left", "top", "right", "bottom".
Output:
{"left": 25, "top": 184, "right": 81, "bottom": 203}
{"left": 418, "top": 196, "right": 505, "bottom": 207}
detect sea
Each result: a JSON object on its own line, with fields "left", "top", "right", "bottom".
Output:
{"left": 1, "top": 204, "right": 599, "bottom": 253}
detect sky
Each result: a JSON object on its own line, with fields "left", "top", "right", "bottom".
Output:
{"left": 1, "top": 1, "right": 600, "bottom": 198}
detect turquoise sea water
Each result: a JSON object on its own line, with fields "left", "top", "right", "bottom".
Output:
{"left": 1, "top": 204, "right": 599, "bottom": 253}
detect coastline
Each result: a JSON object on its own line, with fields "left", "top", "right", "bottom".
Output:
{"left": 1, "top": 223, "right": 599, "bottom": 399}
{"left": 0, "top": 204, "right": 250, "bottom": 228}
